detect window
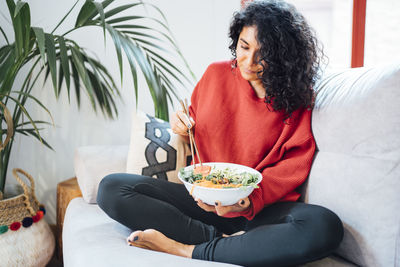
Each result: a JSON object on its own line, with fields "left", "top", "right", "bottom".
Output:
{"left": 364, "top": 0, "right": 400, "bottom": 66}
{"left": 287, "top": 0, "right": 353, "bottom": 69}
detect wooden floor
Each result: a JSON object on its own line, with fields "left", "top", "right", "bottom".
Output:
{"left": 47, "top": 224, "right": 63, "bottom": 267}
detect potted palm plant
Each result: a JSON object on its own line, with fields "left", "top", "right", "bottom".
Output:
{"left": 0, "top": 0, "right": 193, "bottom": 265}
{"left": 0, "top": 0, "right": 194, "bottom": 195}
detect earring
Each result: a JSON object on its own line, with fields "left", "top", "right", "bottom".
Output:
{"left": 231, "top": 58, "right": 237, "bottom": 69}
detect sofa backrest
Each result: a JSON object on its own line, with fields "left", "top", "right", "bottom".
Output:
{"left": 304, "top": 63, "right": 400, "bottom": 267}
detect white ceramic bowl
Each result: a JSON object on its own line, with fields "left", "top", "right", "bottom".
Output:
{"left": 178, "top": 162, "right": 262, "bottom": 206}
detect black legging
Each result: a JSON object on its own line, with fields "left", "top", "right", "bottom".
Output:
{"left": 97, "top": 173, "right": 344, "bottom": 267}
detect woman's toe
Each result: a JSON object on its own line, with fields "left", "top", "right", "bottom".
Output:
{"left": 127, "top": 230, "right": 142, "bottom": 243}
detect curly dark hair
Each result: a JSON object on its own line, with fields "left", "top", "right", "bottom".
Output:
{"left": 229, "top": 0, "right": 324, "bottom": 117}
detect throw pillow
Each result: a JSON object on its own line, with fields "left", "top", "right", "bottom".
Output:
{"left": 126, "top": 110, "right": 191, "bottom": 183}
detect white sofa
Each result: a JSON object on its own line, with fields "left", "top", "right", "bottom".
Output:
{"left": 63, "top": 63, "right": 400, "bottom": 267}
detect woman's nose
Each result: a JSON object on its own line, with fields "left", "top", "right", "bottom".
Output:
{"left": 246, "top": 52, "right": 258, "bottom": 66}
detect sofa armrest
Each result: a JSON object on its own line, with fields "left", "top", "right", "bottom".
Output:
{"left": 74, "top": 145, "right": 129, "bottom": 203}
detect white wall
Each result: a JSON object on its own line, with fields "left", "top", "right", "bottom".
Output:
{"left": 3, "top": 0, "right": 398, "bottom": 225}
{"left": 0, "top": 0, "right": 239, "bottom": 224}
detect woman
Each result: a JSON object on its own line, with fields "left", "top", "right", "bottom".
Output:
{"left": 97, "top": 1, "right": 344, "bottom": 266}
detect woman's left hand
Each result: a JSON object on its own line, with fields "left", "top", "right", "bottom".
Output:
{"left": 195, "top": 197, "right": 250, "bottom": 216}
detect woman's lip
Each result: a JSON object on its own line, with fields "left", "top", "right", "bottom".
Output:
{"left": 244, "top": 68, "right": 257, "bottom": 74}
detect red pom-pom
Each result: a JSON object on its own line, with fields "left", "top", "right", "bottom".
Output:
{"left": 32, "top": 214, "right": 40, "bottom": 223}
{"left": 10, "top": 222, "right": 21, "bottom": 231}
{"left": 37, "top": 211, "right": 44, "bottom": 220}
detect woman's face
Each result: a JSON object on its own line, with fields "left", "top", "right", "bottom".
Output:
{"left": 236, "top": 25, "right": 264, "bottom": 83}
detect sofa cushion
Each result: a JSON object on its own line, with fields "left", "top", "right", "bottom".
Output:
{"left": 305, "top": 63, "right": 400, "bottom": 266}
{"left": 64, "top": 197, "right": 356, "bottom": 267}
{"left": 126, "top": 110, "right": 191, "bottom": 183}
{"left": 63, "top": 198, "right": 239, "bottom": 267}
{"left": 74, "top": 145, "right": 129, "bottom": 203}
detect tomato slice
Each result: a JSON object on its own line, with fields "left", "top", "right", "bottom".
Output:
{"left": 193, "top": 165, "right": 212, "bottom": 176}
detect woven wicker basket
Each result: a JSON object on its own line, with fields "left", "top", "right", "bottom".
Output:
{"left": 0, "top": 169, "right": 40, "bottom": 226}
{"left": 0, "top": 169, "right": 55, "bottom": 267}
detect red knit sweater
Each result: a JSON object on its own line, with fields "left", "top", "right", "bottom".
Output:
{"left": 189, "top": 61, "right": 316, "bottom": 220}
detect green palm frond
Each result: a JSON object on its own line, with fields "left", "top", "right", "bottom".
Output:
{"left": 69, "top": 0, "right": 194, "bottom": 120}
{"left": 0, "top": 0, "right": 194, "bottom": 193}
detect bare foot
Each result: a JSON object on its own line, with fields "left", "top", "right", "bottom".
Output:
{"left": 127, "top": 229, "right": 194, "bottom": 258}
{"left": 222, "top": 230, "right": 246, "bottom": 237}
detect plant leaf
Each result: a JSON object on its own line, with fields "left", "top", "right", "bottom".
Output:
{"left": 121, "top": 30, "right": 161, "bottom": 42}
{"left": 70, "top": 58, "right": 81, "bottom": 107}
{"left": 105, "top": 24, "right": 123, "bottom": 83}
{"left": 103, "top": 3, "right": 141, "bottom": 19}
{"left": 83, "top": 54, "right": 119, "bottom": 95}
{"left": 7, "top": 0, "right": 22, "bottom": 57}
{"left": 119, "top": 35, "right": 140, "bottom": 107}
{"left": 11, "top": 90, "right": 55, "bottom": 126}
{"left": 130, "top": 36, "right": 171, "bottom": 54}
{"left": 114, "top": 24, "right": 153, "bottom": 30}
{"left": 83, "top": 50, "right": 118, "bottom": 118}
{"left": 0, "top": 27, "right": 9, "bottom": 44}
{"left": 0, "top": 46, "right": 17, "bottom": 97}
{"left": 0, "top": 48, "right": 15, "bottom": 86}
{"left": 1, "top": 94, "right": 43, "bottom": 144}
{"left": 51, "top": 0, "right": 79, "bottom": 34}
{"left": 144, "top": 47, "right": 192, "bottom": 86}
{"left": 13, "top": 1, "right": 27, "bottom": 18}
{"left": 16, "top": 127, "right": 45, "bottom": 132}
{"left": 88, "top": 0, "right": 114, "bottom": 21}
{"left": 106, "top": 15, "right": 144, "bottom": 24}
{"left": 13, "top": 57, "right": 42, "bottom": 108}
{"left": 84, "top": 55, "right": 106, "bottom": 103}
{"left": 5, "top": 0, "right": 16, "bottom": 17}
{"left": 16, "top": 129, "right": 54, "bottom": 150}
{"left": 45, "top": 33, "right": 58, "bottom": 96}
{"left": 0, "top": 46, "right": 12, "bottom": 68}
{"left": 132, "top": 45, "right": 162, "bottom": 111}
{"left": 86, "top": 70, "right": 107, "bottom": 115}
{"left": 75, "top": 0, "right": 96, "bottom": 27}
{"left": 15, "top": 1, "right": 31, "bottom": 56}
{"left": 16, "top": 120, "right": 52, "bottom": 128}
{"left": 150, "top": 55, "right": 187, "bottom": 89}
{"left": 43, "top": 65, "right": 50, "bottom": 86}
{"left": 32, "top": 27, "right": 46, "bottom": 63}
{"left": 58, "top": 63, "right": 64, "bottom": 95}
{"left": 70, "top": 46, "right": 96, "bottom": 110}
{"left": 58, "top": 36, "right": 70, "bottom": 91}
{"left": 93, "top": 2, "right": 106, "bottom": 41}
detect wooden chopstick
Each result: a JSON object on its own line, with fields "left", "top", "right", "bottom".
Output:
{"left": 184, "top": 99, "right": 203, "bottom": 167}
{"left": 180, "top": 100, "right": 196, "bottom": 168}
{"left": 180, "top": 99, "right": 203, "bottom": 167}
{"left": 190, "top": 129, "right": 203, "bottom": 166}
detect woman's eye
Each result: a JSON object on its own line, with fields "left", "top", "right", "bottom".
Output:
{"left": 241, "top": 45, "right": 249, "bottom": 50}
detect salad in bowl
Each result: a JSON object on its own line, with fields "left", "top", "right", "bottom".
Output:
{"left": 178, "top": 162, "right": 262, "bottom": 206}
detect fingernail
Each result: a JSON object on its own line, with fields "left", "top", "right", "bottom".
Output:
{"left": 187, "top": 123, "right": 192, "bottom": 128}
{"left": 133, "top": 236, "right": 139, "bottom": 241}
{"left": 240, "top": 200, "right": 245, "bottom": 205}
{"left": 214, "top": 202, "right": 219, "bottom": 206}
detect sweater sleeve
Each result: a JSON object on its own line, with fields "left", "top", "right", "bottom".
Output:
{"left": 224, "top": 136, "right": 316, "bottom": 220}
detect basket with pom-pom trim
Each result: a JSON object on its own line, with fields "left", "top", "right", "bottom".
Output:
{"left": 0, "top": 168, "right": 55, "bottom": 267}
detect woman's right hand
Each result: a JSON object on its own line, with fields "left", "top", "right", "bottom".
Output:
{"left": 170, "top": 110, "right": 195, "bottom": 137}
